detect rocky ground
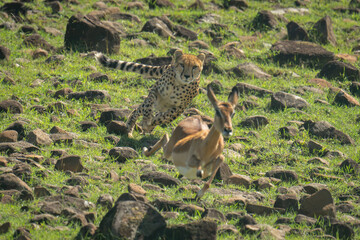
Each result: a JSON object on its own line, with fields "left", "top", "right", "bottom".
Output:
{"left": 0, "top": 0, "right": 360, "bottom": 239}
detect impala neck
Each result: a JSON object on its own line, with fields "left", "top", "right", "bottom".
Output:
{"left": 202, "top": 125, "right": 223, "bottom": 153}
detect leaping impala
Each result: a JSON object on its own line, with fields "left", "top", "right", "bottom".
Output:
{"left": 143, "top": 85, "right": 238, "bottom": 200}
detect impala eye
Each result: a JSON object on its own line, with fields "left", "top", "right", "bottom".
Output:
{"left": 215, "top": 109, "right": 221, "bottom": 116}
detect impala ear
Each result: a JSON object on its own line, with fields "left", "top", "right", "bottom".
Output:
{"left": 197, "top": 53, "right": 205, "bottom": 63}
{"left": 173, "top": 50, "right": 183, "bottom": 61}
{"left": 228, "top": 86, "right": 239, "bottom": 108}
{"left": 207, "top": 85, "right": 218, "bottom": 108}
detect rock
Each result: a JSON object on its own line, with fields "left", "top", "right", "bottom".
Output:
{"left": 32, "top": 48, "right": 48, "bottom": 59}
{"left": 106, "top": 121, "right": 127, "bottom": 135}
{"left": 0, "top": 100, "right": 23, "bottom": 114}
{"left": 317, "top": 60, "right": 360, "bottom": 82}
{"left": 350, "top": 82, "right": 360, "bottom": 96}
{"left": 299, "top": 189, "right": 336, "bottom": 218}
{"left": 270, "top": 40, "right": 335, "bottom": 68}
{"left": 271, "top": 91, "right": 309, "bottom": 110}
{"left": 274, "top": 194, "right": 299, "bottom": 212}
{"left": 246, "top": 203, "right": 283, "bottom": 215}
{"left": 75, "top": 223, "right": 97, "bottom": 240}
{"left": 50, "top": 133, "right": 73, "bottom": 145}
{"left": 109, "top": 147, "right": 138, "bottom": 163}
{"left": 0, "top": 173, "right": 32, "bottom": 192}
{"left": 303, "top": 183, "right": 328, "bottom": 194}
{"left": 208, "top": 80, "right": 223, "bottom": 94}
{"left": 0, "top": 45, "right": 11, "bottom": 60}
{"left": 339, "top": 159, "right": 360, "bottom": 174}
{"left": 98, "top": 200, "right": 166, "bottom": 239}
{"left": 2, "top": 76, "right": 16, "bottom": 85}
{"left": 23, "top": 34, "right": 55, "bottom": 52}
{"left": 240, "top": 115, "right": 269, "bottom": 129}
{"left": 34, "top": 186, "right": 51, "bottom": 198}
{"left": 65, "top": 14, "right": 120, "bottom": 54}
{"left": 45, "top": 55, "right": 65, "bottom": 64}
{"left": 236, "top": 214, "right": 257, "bottom": 228}
{"left": 65, "top": 176, "right": 89, "bottom": 186}
{"left": 317, "top": 217, "right": 354, "bottom": 240}
{"left": 231, "top": 63, "right": 271, "bottom": 79}
{"left": 0, "top": 130, "right": 18, "bottom": 142}
{"left": 201, "top": 208, "right": 226, "bottom": 222}
{"left": 218, "top": 224, "right": 239, "bottom": 236}
{"left": 128, "top": 183, "right": 147, "bottom": 196}
{"left": 307, "top": 140, "right": 327, "bottom": 155}
{"left": 148, "top": 0, "right": 175, "bottom": 8}
{"left": 99, "top": 108, "right": 132, "bottom": 125}
{"left": 225, "top": 174, "right": 251, "bottom": 188}
{"left": 286, "top": 21, "right": 308, "bottom": 41}
{"left": 189, "top": 40, "right": 209, "bottom": 50}
{"left": 226, "top": 0, "right": 248, "bottom": 10}
{"left": 13, "top": 227, "right": 31, "bottom": 240}
{"left": 311, "top": 16, "right": 336, "bottom": 46}
{"left": 55, "top": 155, "right": 84, "bottom": 173}
{"left": 252, "top": 177, "right": 274, "bottom": 190}
{"left": 79, "top": 121, "right": 98, "bottom": 131}
{"left": 27, "top": 129, "right": 53, "bottom": 146}
{"left": 234, "top": 83, "right": 273, "bottom": 97}
{"left": 97, "top": 194, "right": 114, "bottom": 210}
{"left": 251, "top": 10, "right": 278, "bottom": 31}
{"left": 30, "top": 214, "right": 56, "bottom": 224}
{"left": 87, "top": 72, "right": 110, "bottom": 82}
{"left": 44, "top": 195, "right": 95, "bottom": 211}
{"left": 175, "top": 25, "right": 198, "bottom": 40}
{"left": 303, "top": 120, "right": 355, "bottom": 145}
{"left": 0, "top": 141, "right": 39, "bottom": 154}
{"left": 67, "top": 90, "right": 111, "bottom": 102}
{"left": 141, "top": 17, "right": 175, "bottom": 39}
{"left": 308, "top": 157, "right": 329, "bottom": 166}
{"left": 214, "top": 162, "right": 233, "bottom": 181}
{"left": 265, "top": 169, "right": 298, "bottom": 182}
{"left": 69, "top": 214, "right": 88, "bottom": 226}
{"left": 333, "top": 90, "right": 360, "bottom": 107}
{"left": 278, "top": 126, "right": 298, "bottom": 139}
{"left": 294, "top": 214, "right": 317, "bottom": 225}
{"left": 140, "top": 171, "right": 180, "bottom": 187}
{"left": 46, "top": 1, "right": 62, "bottom": 13}
{"left": 0, "top": 222, "right": 11, "bottom": 234}
{"left": 164, "top": 220, "right": 217, "bottom": 240}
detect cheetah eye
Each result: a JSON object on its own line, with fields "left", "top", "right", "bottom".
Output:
{"left": 192, "top": 66, "right": 198, "bottom": 71}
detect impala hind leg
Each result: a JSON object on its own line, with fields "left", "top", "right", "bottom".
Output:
{"left": 143, "top": 134, "right": 169, "bottom": 157}
{"left": 195, "top": 155, "right": 224, "bottom": 201}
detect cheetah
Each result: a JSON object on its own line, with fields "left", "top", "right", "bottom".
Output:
{"left": 95, "top": 50, "right": 205, "bottom": 137}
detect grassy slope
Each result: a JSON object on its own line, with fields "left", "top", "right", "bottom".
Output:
{"left": 0, "top": 0, "right": 359, "bottom": 239}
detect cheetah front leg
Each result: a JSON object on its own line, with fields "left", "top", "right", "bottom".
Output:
{"left": 142, "top": 106, "right": 185, "bottom": 133}
{"left": 126, "top": 108, "right": 142, "bottom": 138}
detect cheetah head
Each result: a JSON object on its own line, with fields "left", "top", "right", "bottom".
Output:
{"left": 173, "top": 50, "right": 205, "bottom": 85}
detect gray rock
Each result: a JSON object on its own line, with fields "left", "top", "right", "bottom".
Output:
{"left": 311, "top": 16, "right": 337, "bottom": 46}
{"left": 240, "top": 115, "right": 269, "bottom": 128}
{"left": 27, "top": 128, "right": 53, "bottom": 146}
{"left": 299, "top": 189, "right": 336, "bottom": 218}
{"left": 65, "top": 14, "right": 120, "bottom": 54}
{"left": 140, "top": 171, "right": 180, "bottom": 187}
{"left": 234, "top": 82, "right": 273, "bottom": 97}
{"left": 0, "top": 173, "right": 32, "bottom": 192}
{"left": 271, "top": 91, "right": 309, "bottom": 110}
{"left": 231, "top": 63, "right": 271, "bottom": 79}
{"left": 270, "top": 40, "right": 335, "bottom": 68}
{"left": 265, "top": 169, "right": 298, "bottom": 182}
{"left": 287, "top": 21, "right": 309, "bottom": 41}
{"left": 98, "top": 200, "right": 166, "bottom": 239}
{"left": 0, "top": 100, "right": 23, "bottom": 114}
{"left": 109, "top": 147, "right": 138, "bottom": 163}
{"left": 164, "top": 219, "right": 217, "bottom": 240}
{"left": 318, "top": 60, "right": 360, "bottom": 82}
{"left": 55, "top": 155, "right": 84, "bottom": 173}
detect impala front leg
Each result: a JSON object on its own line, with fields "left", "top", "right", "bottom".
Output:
{"left": 195, "top": 155, "right": 224, "bottom": 201}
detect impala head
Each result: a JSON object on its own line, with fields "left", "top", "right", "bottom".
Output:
{"left": 207, "top": 85, "right": 238, "bottom": 138}
{"left": 173, "top": 50, "right": 206, "bottom": 84}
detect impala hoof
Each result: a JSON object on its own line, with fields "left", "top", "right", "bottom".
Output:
{"left": 196, "top": 170, "right": 204, "bottom": 178}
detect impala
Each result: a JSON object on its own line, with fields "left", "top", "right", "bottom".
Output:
{"left": 143, "top": 85, "right": 238, "bottom": 200}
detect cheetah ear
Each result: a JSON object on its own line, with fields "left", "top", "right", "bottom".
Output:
{"left": 174, "top": 50, "right": 183, "bottom": 61}
{"left": 197, "top": 53, "right": 206, "bottom": 63}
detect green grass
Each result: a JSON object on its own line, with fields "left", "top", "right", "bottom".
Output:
{"left": 1, "top": 0, "right": 360, "bottom": 239}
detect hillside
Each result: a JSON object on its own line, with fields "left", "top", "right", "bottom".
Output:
{"left": 0, "top": 0, "right": 360, "bottom": 239}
